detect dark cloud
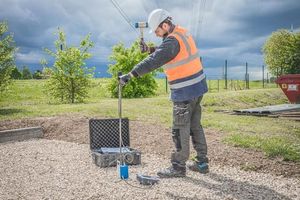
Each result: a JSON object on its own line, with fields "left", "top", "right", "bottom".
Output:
{"left": 0, "top": 0, "right": 299, "bottom": 79}
{"left": 240, "top": 5, "right": 300, "bottom": 38}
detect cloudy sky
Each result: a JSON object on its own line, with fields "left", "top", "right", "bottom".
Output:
{"left": 1, "top": 0, "right": 299, "bottom": 79}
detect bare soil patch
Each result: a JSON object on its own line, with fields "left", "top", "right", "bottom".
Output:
{"left": 1, "top": 115, "right": 299, "bottom": 178}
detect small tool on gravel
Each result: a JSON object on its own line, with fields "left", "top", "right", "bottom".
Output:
{"left": 136, "top": 174, "right": 160, "bottom": 185}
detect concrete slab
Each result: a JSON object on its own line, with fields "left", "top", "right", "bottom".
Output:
{"left": 0, "top": 127, "right": 43, "bottom": 143}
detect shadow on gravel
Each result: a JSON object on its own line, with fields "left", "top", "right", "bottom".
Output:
{"left": 183, "top": 172, "right": 292, "bottom": 200}
{"left": 0, "top": 108, "right": 24, "bottom": 116}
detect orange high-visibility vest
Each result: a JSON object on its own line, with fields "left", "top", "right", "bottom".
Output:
{"left": 163, "top": 26, "right": 205, "bottom": 89}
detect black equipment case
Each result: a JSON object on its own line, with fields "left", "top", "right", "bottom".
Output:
{"left": 89, "top": 118, "right": 141, "bottom": 168}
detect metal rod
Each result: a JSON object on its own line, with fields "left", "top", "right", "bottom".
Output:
{"left": 118, "top": 73, "right": 123, "bottom": 165}
{"left": 140, "top": 27, "right": 144, "bottom": 40}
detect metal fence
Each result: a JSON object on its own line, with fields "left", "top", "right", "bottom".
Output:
{"left": 162, "top": 59, "right": 278, "bottom": 93}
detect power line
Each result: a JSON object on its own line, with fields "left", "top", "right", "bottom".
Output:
{"left": 141, "top": 0, "right": 150, "bottom": 14}
{"left": 188, "top": 0, "right": 197, "bottom": 32}
{"left": 154, "top": 0, "right": 160, "bottom": 8}
{"left": 110, "top": 0, "right": 139, "bottom": 35}
{"left": 191, "top": 0, "right": 203, "bottom": 38}
{"left": 194, "top": 0, "right": 207, "bottom": 39}
{"left": 199, "top": 0, "right": 207, "bottom": 34}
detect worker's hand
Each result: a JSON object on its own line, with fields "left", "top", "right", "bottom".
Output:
{"left": 139, "top": 39, "right": 149, "bottom": 53}
{"left": 118, "top": 73, "right": 132, "bottom": 86}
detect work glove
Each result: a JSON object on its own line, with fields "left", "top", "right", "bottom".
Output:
{"left": 139, "top": 39, "right": 149, "bottom": 53}
{"left": 118, "top": 73, "right": 132, "bottom": 86}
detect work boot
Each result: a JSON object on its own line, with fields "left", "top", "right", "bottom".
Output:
{"left": 157, "top": 166, "right": 186, "bottom": 178}
{"left": 188, "top": 161, "right": 209, "bottom": 174}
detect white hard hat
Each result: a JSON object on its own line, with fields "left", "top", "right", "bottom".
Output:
{"left": 148, "top": 9, "right": 171, "bottom": 33}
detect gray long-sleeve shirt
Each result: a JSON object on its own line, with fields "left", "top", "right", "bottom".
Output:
{"left": 131, "top": 36, "right": 180, "bottom": 77}
{"left": 131, "top": 26, "right": 208, "bottom": 102}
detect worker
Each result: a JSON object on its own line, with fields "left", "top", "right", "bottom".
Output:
{"left": 119, "top": 9, "right": 209, "bottom": 178}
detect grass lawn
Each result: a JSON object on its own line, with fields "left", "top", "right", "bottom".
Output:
{"left": 1, "top": 79, "right": 299, "bottom": 161}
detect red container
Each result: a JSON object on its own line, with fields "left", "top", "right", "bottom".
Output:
{"left": 275, "top": 74, "right": 300, "bottom": 104}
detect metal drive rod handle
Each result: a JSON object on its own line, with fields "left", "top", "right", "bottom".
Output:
{"left": 118, "top": 72, "right": 123, "bottom": 164}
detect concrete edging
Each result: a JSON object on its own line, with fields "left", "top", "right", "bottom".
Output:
{"left": 0, "top": 127, "right": 43, "bottom": 143}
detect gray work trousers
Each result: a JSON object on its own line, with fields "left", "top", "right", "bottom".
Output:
{"left": 171, "top": 96, "right": 208, "bottom": 169}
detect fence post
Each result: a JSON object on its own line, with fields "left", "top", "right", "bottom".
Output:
{"left": 245, "top": 62, "right": 249, "bottom": 89}
{"left": 217, "top": 79, "right": 220, "bottom": 92}
{"left": 165, "top": 76, "right": 168, "bottom": 93}
{"left": 276, "top": 68, "right": 279, "bottom": 87}
{"left": 262, "top": 65, "right": 265, "bottom": 88}
{"left": 248, "top": 74, "right": 250, "bottom": 89}
{"left": 225, "top": 60, "right": 228, "bottom": 89}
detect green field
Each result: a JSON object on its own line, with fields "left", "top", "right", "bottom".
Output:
{"left": 1, "top": 79, "right": 299, "bottom": 161}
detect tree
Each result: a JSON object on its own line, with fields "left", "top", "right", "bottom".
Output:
{"left": 0, "top": 21, "right": 16, "bottom": 94}
{"left": 22, "top": 66, "right": 32, "bottom": 79}
{"left": 43, "top": 29, "right": 94, "bottom": 103}
{"left": 33, "top": 70, "right": 43, "bottom": 79}
{"left": 263, "top": 29, "right": 300, "bottom": 75}
{"left": 11, "top": 67, "right": 22, "bottom": 79}
{"left": 108, "top": 41, "right": 159, "bottom": 98}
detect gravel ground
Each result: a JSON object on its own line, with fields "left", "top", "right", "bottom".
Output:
{"left": 1, "top": 116, "right": 299, "bottom": 178}
{"left": 1, "top": 139, "right": 299, "bottom": 200}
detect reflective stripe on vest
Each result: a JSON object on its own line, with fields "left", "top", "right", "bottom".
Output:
{"left": 163, "top": 26, "right": 203, "bottom": 89}
{"left": 174, "top": 32, "right": 192, "bottom": 56}
{"left": 163, "top": 51, "right": 199, "bottom": 70}
{"left": 169, "top": 73, "right": 205, "bottom": 89}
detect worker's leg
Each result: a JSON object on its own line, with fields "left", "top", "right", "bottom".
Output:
{"left": 190, "top": 96, "right": 208, "bottom": 162}
{"left": 189, "top": 96, "right": 209, "bottom": 173}
{"left": 158, "top": 100, "right": 193, "bottom": 178}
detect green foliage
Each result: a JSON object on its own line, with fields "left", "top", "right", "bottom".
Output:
{"left": 33, "top": 70, "right": 43, "bottom": 79}
{"left": 11, "top": 67, "right": 22, "bottom": 79}
{"left": 108, "top": 41, "right": 158, "bottom": 98}
{"left": 263, "top": 29, "right": 300, "bottom": 75}
{"left": 42, "top": 29, "right": 95, "bottom": 103}
{"left": 0, "top": 21, "right": 16, "bottom": 94}
{"left": 22, "top": 66, "right": 32, "bottom": 79}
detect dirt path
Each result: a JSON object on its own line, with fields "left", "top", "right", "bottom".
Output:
{"left": 1, "top": 115, "right": 299, "bottom": 178}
